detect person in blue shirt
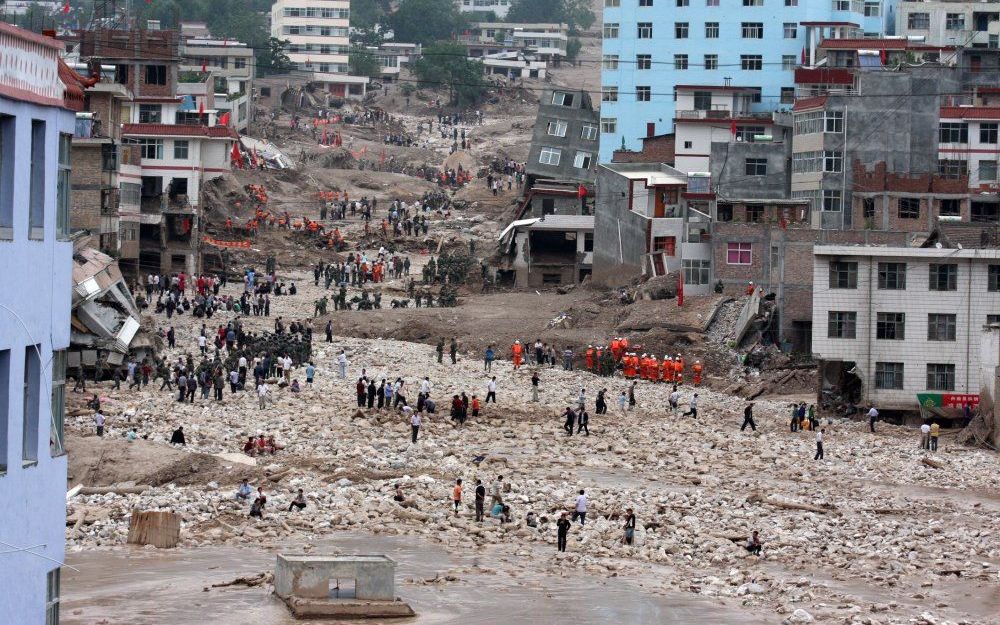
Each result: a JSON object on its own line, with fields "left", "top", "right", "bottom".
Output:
{"left": 484, "top": 345, "right": 495, "bottom": 372}
{"left": 235, "top": 479, "right": 253, "bottom": 501}
{"left": 305, "top": 362, "right": 316, "bottom": 386}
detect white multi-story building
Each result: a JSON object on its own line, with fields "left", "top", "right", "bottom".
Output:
{"left": 812, "top": 238, "right": 1000, "bottom": 410}
{"left": 180, "top": 37, "right": 255, "bottom": 131}
{"left": 0, "top": 21, "right": 76, "bottom": 624}
{"left": 897, "top": 0, "right": 1000, "bottom": 47}
{"left": 939, "top": 105, "right": 1000, "bottom": 196}
{"left": 457, "top": 0, "right": 512, "bottom": 19}
{"left": 271, "top": 0, "right": 367, "bottom": 98}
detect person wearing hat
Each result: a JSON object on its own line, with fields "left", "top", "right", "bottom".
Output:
{"left": 692, "top": 360, "right": 703, "bottom": 386}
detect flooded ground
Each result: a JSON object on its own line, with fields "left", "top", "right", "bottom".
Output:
{"left": 62, "top": 533, "right": 773, "bottom": 625}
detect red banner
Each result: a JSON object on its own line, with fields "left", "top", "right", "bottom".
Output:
{"left": 202, "top": 236, "right": 251, "bottom": 249}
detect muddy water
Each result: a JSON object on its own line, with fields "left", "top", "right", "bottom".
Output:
{"left": 63, "top": 533, "right": 771, "bottom": 624}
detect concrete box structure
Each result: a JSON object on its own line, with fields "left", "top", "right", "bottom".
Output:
{"left": 275, "top": 554, "right": 414, "bottom": 618}
{"left": 896, "top": 0, "right": 1000, "bottom": 47}
{"left": 812, "top": 242, "right": 1000, "bottom": 410}
{"left": 598, "top": 0, "right": 896, "bottom": 160}
{"left": 0, "top": 22, "right": 77, "bottom": 625}
{"left": 457, "top": 0, "right": 512, "bottom": 19}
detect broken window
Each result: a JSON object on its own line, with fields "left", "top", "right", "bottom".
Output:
{"left": 929, "top": 263, "right": 957, "bottom": 291}
{"left": 827, "top": 311, "right": 857, "bottom": 339}
{"left": 876, "top": 313, "right": 905, "bottom": 340}
{"left": 898, "top": 197, "right": 920, "bottom": 219}
{"left": 877, "top": 262, "right": 906, "bottom": 290}
{"left": 828, "top": 261, "right": 857, "bottom": 289}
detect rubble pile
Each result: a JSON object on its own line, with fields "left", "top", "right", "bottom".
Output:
{"left": 63, "top": 273, "right": 1000, "bottom": 625}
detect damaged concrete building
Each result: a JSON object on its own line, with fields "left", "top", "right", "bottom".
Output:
{"left": 497, "top": 212, "right": 594, "bottom": 287}
{"left": 71, "top": 246, "right": 149, "bottom": 369}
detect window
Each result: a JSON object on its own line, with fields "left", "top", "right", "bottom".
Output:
{"left": 0, "top": 350, "right": 8, "bottom": 473}
{"left": 940, "top": 122, "right": 969, "bottom": 143}
{"left": 826, "top": 111, "right": 844, "bottom": 133}
{"left": 823, "top": 190, "right": 842, "bottom": 212}
{"left": 907, "top": 12, "right": 929, "bottom": 29}
{"left": 138, "top": 139, "right": 164, "bottom": 160}
{"left": 573, "top": 151, "right": 593, "bottom": 169}
{"left": 601, "top": 86, "right": 618, "bottom": 102}
{"left": 23, "top": 346, "right": 40, "bottom": 465}
{"left": 638, "top": 22, "right": 653, "bottom": 38}
{"left": 989, "top": 314, "right": 1000, "bottom": 325}
{"left": 864, "top": 1, "right": 880, "bottom": 17}
{"left": 538, "top": 147, "right": 561, "bottom": 165}
{"left": 640, "top": 0, "right": 653, "bottom": 5}
{"left": 824, "top": 150, "right": 843, "bottom": 173}
{"left": 938, "top": 159, "right": 968, "bottom": 179}
{"left": 898, "top": 197, "right": 920, "bottom": 219}
{"left": 674, "top": 55, "right": 688, "bottom": 70}
{"left": 782, "top": 55, "right": 797, "bottom": 71}
{"left": 693, "top": 91, "right": 712, "bottom": 111}
{"left": 234, "top": 57, "right": 247, "bottom": 69}
{"left": 604, "top": 23, "right": 620, "bottom": 38}
{"left": 706, "top": 0, "right": 718, "bottom": 5}
{"left": 704, "top": 54, "right": 718, "bottom": 70}
{"left": 785, "top": 0, "right": 797, "bottom": 4}
{"left": 745, "top": 158, "right": 767, "bottom": 176}
{"left": 580, "top": 124, "right": 599, "bottom": 141}
{"left": 551, "top": 91, "right": 575, "bottom": 107}
{"left": 972, "top": 202, "right": 999, "bottom": 223}
{"left": 940, "top": 199, "right": 961, "bottom": 216}
{"left": 29, "top": 120, "right": 45, "bottom": 240}
{"left": 727, "top": 242, "right": 752, "bottom": 265}
{"left": 0, "top": 115, "right": 11, "bottom": 239}
{"left": 980, "top": 161, "right": 998, "bottom": 182}
{"left": 926, "top": 364, "right": 955, "bottom": 391}
{"left": 636, "top": 54, "right": 651, "bottom": 70}
{"left": 876, "top": 313, "right": 905, "bottom": 340}
{"left": 636, "top": 86, "right": 651, "bottom": 102}
{"left": 746, "top": 205, "right": 763, "bottom": 222}
{"left": 832, "top": 0, "right": 849, "bottom": 9}
{"left": 674, "top": 22, "right": 688, "bottom": 38}
{"left": 743, "top": 0, "right": 762, "bottom": 5}
{"left": 46, "top": 568, "right": 60, "bottom": 625}
{"left": 875, "top": 362, "right": 904, "bottom": 390}
{"left": 877, "top": 262, "right": 906, "bottom": 289}
{"left": 945, "top": 13, "right": 965, "bottom": 30}
{"left": 602, "top": 54, "right": 619, "bottom": 70}
{"left": 683, "top": 141, "right": 693, "bottom": 148}
{"left": 779, "top": 87, "right": 795, "bottom": 104}
{"left": 981, "top": 123, "right": 999, "bottom": 144}
{"left": 57, "top": 133, "right": 71, "bottom": 240}
{"left": 742, "top": 22, "right": 763, "bottom": 38}
{"left": 989, "top": 265, "right": 1000, "bottom": 291}
{"left": 741, "top": 55, "right": 763, "bottom": 70}
{"left": 829, "top": 261, "right": 858, "bottom": 289}
{"left": 863, "top": 197, "right": 876, "bottom": 219}
{"left": 171, "top": 139, "right": 190, "bottom": 160}
{"left": 601, "top": 118, "right": 617, "bottom": 134}
{"left": 605, "top": 0, "right": 620, "bottom": 5}
{"left": 827, "top": 311, "right": 857, "bottom": 339}
{"left": 783, "top": 23, "right": 797, "bottom": 38}
{"left": 929, "top": 263, "right": 957, "bottom": 291}
{"left": 683, "top": 260, "right": 711, "bottom": 285}
{"left": 928, "top": 313, "right": 957, "bottom": 341}
{"left": 144, "top": 64, "right": 167, "bottom": 85}
{"left": 50, "top": 350, "right": 66, "bottom": 456}
{"left": 705, "top": 22, "right": 719, "bottom": 38}
{"left": 653, "top": 236, "right": 676, "bottom": 255}
{"left": 138, "top": 104, "right": 162, "bottom": 123}
{"left": 546, "top": 120, "right": 568, "bottom": 137}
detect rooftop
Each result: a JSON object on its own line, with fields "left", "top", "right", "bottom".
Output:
{"left": 940, "top": 106, "right": 1000, "bottom": 120}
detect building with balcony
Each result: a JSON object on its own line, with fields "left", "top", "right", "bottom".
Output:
{"left": 461, "top": 22, "right": 569, "bottom": 61}
{"left": 598, "top": 0, "right": 896, "bottom": 161}
{"left": 897, "top": 0, "right": 1000, "bottom": 47}
{"left": 812, "top": 232, "right": 1000, "bottom": 412}
{"left": 593, "top": 162, "right": 714, "bottom": 291}
{"left": 0, "top": 21, "right": 78, "bottom": 625}
{"left": 180, "top": 36, "right": 255, "bottom": 131}
{"left": 938, "top": 105, "right": 1000, "bottom": 199}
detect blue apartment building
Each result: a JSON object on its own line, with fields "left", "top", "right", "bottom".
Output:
{"left": 599, "top": 0, "right": 897, "bottom": 162}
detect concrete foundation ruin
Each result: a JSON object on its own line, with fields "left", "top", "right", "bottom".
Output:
{"left": 274, "top": 554, "right": 414, "bottom": 619}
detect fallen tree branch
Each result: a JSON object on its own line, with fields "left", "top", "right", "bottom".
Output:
{"left": 79, "top": 485, "right": 151, "bottom": 496}
{"left": 921, "top": 456, "right": 945, "bottom": 469}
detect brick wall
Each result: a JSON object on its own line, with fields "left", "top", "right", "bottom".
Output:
{"left": 612, "top": 134, "right": 675, "bottom": 165}
{"left": 70, "top": 144, "right": 106, "bottom": 232}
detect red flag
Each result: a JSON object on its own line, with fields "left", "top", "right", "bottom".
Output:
{"left": 62, "top": 1, "right": 70, "bottom": 14}
{"left": 198, "top": 100, "right": 205, "bottom": 116}
{"left": 677, "top": 271, "right": 684, "bottom": 307}
{"left": 230, "top": 141, "right": 243, "bottom": 167}
{"left": 801, "top": 48, "right": 806, "bottom": 65}
{"left": 577, "top": 184, "right": 587, "bottom": 199}
{"left": 218, "top": 111, "right": 231, "bottom": 126}
{"left": 201, "top": 62, "right": 207, "bottom": 72}
{"left": 730, "top": 119, "right": 737, "bottom": 136}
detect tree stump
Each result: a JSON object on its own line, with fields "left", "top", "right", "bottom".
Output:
{"left": 127, "top": 510, "right": 181, "bottom": 548}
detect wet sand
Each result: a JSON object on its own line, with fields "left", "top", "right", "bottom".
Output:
{"left": 62, "top": 533, "right": 772, "bottom": 624}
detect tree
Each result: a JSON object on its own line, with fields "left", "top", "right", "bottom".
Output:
{"left": 349, "top": 46, "right": 381, "bottom": 79}
{"left": 506, "top": 0, "right": 594, "bottom": 33}
{"left": 565, "top": 37, "right": 582, "bottom": 64}
{"left": 258, "top": 38, "right": 294, "bottom": 77}
{"left": 413, "top": 41, "right": 486, "bottom": 107}
{"left": 351, "top": 0, "right": 390, "bottom": 30}
{"left": 387, "top": 0, "right": 467, "bottom": 46}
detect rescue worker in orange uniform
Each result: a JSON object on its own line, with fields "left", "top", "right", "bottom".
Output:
{"left": 623, "top": 353, "right": 636, "bottom": 378}
{"left": 585, "top": 345, "right": 595, "bottom": 371}
{"left": 512, "top": 340, "right": 524, "bottom": 369}
{"left": 594, "top": 345, "right": 604, "bottom": 374}
{"left": 647, "top": 354, "right": 658, "bottom": 381}
{"left": 662, "top": 355, "right": 674, "bottom": 383}
{"left": 673, "top": 354, "right": 684, "bottom": 385}
{"left": 610, "top": 338, "right": 621, "bottom": 361}
{"left": 692, "top": 360, "right": 703, "bottom": 386}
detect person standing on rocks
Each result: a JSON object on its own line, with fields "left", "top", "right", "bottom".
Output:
{"left": 531, "top": 370, "right": 540, "bottom": 402}
{"left": 491, "top": 476, "right": 503, "bottom": 507}
{"left": 683, "top": 393, "right": 699, "bottom": 418}
{"left": 338, "top": 349, "right": 348, "bottom": 379}
{"left": 484, "top": 345, "right": 495, "bottom": 372}
{"left": 449, "top": 338, "right": 458, "bottom": 364}
{"left": 486, "top": 376, "right": 497, "bottom": 403}
{"left": 867, "top": 405, "right": 879, "bottom": 433}
{"left": 474, "top": 479, "right": 486, "bottom": 522}
{"left": 452, "top": 478, "right": 463, "bottom": 516}
{"left": 563, "top": 407, "right": 576, "bottom": 435}
{"left": 436, "top": 339, "right": 445, "bottom": 364}
{"left": 814, "top": 428, "right": 825, "bottom": 460}
{"left": 94, "top": 410, "right": 105, "bottom": 437}
{"left": 618, "top": 390, "right": 627, "bottom": 416}
{"left": 623, "top": 508, "right": 636, "bottom": 545}
{"left": 628, "top": 381, "right": 637, "bottom": 411}
{"left": 572, "top": 490, "right": 588, "bottom": 525}
{"left": 741, "top": 403, "right": 757, "bottom": 431}
{"left": 556, "top": 512, "right": 571, "bottom": 552}
{"left": 257, "top": 381, "right": 269, "bottom": 410}
{"left": 576, "top": 409, "right": 590, "bottom": 436}
{"left": 410, "top": 407, "right": 421, "bottom": 443}
{"left": 595, "top": 388, "right": 607, "bottom": 415}
{"left": 669, "top": 387, "right": 681, "bottom": 413}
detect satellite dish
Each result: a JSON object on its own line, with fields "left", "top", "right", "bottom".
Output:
{"left": 957, "top": 243, "right": 963, "bottom": 250}
{"left": 935, "top": 242, "right": 942, "bottom": 249}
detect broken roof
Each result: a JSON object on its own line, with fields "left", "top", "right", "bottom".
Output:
{"left": 923, "top": 220, "right": 1000, "bottom": 250}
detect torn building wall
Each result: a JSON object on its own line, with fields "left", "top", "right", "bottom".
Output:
{"left": 71, "top": 246, "right": 146, "bottom": 358}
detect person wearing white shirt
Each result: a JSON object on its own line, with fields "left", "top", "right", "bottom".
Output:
{"left": 572, "top": 490, "right": 588, "bottom": 525}
{"left": 420, "top": 377, "right": 431, "bottom": 395}
{"left": 486, "top": 377, "right": 497, "bottom": 403}
{"left": 197, "top": 334, "right": 207, "bottom": 354}
{"left": 814, "top": 428, "right": 825, "bottom": 460}
{"left": 920, "top": 422, "right": 931, "bottom": 450}
{"left": 409, "top": 408, "right": 421, "bottom": 443}
{"left": 337, "top": 350, "right": 348, "bottom": 379}
{"left": 257, "top": 383, "right": 269, "bottom": 410}
{"left": 283, "top": 355, "right": 293, "bottom": 384}
{"left": 867, "top": 406, "right": 879, "bottom": 433}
